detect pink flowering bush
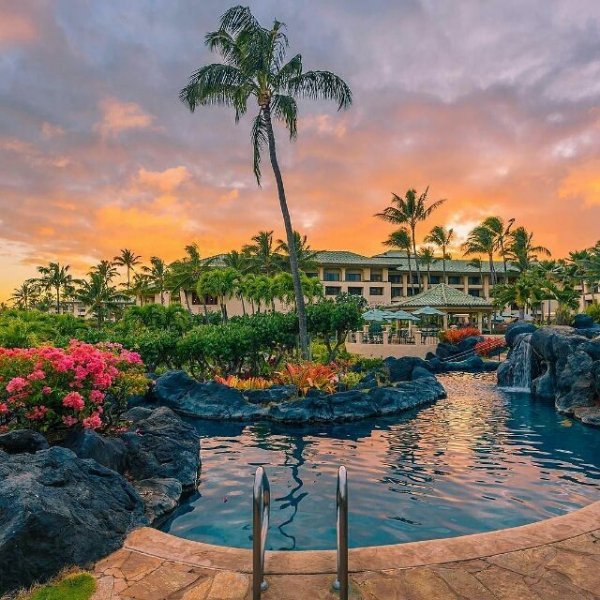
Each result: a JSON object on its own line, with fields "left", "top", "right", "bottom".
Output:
{"left": 0, "top": 341, "right": 149, "bottom": 438}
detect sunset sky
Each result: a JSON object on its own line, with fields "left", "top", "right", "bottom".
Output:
{"left": 1, "top": 1, "right": 600, "bottom": 301}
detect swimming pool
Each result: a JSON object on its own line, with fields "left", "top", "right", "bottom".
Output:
{"left": 161, "top": 373, "right": 600, "bottom": 550}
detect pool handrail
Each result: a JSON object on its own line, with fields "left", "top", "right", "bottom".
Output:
{"left": 333, "top": 465, "right": 349, "bottom": 599}
{"left": 252, "top": 466, "right": 271, "bottom": 599}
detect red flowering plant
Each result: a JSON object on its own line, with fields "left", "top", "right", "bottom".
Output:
{"left": 438, "top": 327, "right": 481, "bottom": 345}
{"left": 0, "top": 341, "right": 149, "bottom": 439}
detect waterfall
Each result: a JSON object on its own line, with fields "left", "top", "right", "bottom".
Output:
{"left": 502, "top": 333, "right": 533, "bottom": 392}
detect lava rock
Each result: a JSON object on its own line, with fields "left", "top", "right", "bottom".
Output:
{"left": 444, "top": 355, "right": 486, "bottom": 372}
{"left": 121, "top": 406, "right": 200, "bottom": 489}
{"left": 62, "top": 430, "right": 128, "bottom": 473}
{"left": 573, "top": 313, "right": 594, "bottom": 329}
{"left": 435, "top": 342, "right": 460, "bottom": 359}
{"left": 133, "top": 477, "right": 183, "bottom": 524}
{"left": 456, "top": 336, "right": 483, "bottom": 354}
{"left": 573, "top": 407, "right": 600, "bottom": 427}
{"left": 384, "top": 356, "right": 431, "bottom": 382}
{"left": 505, "top": 322, "right": 537, "bottom": 348}
{"left": 244, "top": 385, "right": 297, "bottom": 405}
{"left": 0, "top": 429, "right": 49, "bottom": 454}
{"left": 0, "top": 446, "right": 146, "bottom": 594}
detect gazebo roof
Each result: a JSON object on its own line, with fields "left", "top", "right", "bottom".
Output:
{"left": 396, "top": 283, "right": 493, "bottom": 309}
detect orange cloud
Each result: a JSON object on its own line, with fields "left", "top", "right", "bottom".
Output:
{"left": 135, "top": 166, "right": 190, "bottom": 193}
{"left": 95, "top": 98, "right": 154, "bottom": 138}
{"left": 0, "top": 12, "right": 37, "bottom": 46}
{"left": 559, "top": 159, "right": 600, "bottom": 207}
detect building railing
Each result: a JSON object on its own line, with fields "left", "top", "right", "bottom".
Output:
{"left": 252, "top": 466, "right": 271, "bottom": 599}
{"left": 332, "top": 466, "right": 349, "bottom": 599}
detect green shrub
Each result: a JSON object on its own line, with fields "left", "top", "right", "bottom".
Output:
{"left": 27, "top": 572, "right": 96, "bottom": 600}
{"left": 585, "top": 303, "right": 600, "bottom": 323}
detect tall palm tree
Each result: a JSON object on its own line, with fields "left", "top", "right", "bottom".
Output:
{"left": 223, "top": 250, "right": 251, "bottom": 274}
{"left": 383, "top": 228, "right": 414, "bottom": 295}
{"left": 481, "top": 216, "right": 515, "bottom": 282}
{"left": 91, "top": 260, "right": 119, "bottom": 285}
{"left": 141, "top": 257, "right": 170, "bottom": 305}
{"left": 376, "top": 187, "right": 446, "bottom": 290}
{"left": 568, "top": 249, "right": 592, "bottom": 299}
{"left": 75, "top": 272, "right": 127, "bottom": 326}
{"left": 462, "top": 226, "right": 498, "bottom": 285}
{"left": 417, "top": 246, "right": 437, "bottom": 289}
{"left": 197, "top": 267, "right": 240, "bottom": 322}
{"left": 276, "top": 231, "right": 317, "bottom": 273}
{"left": 506, "top": 226, "right": 551, "bottom": 272}
{"left": 180, "top": 5, "right": 352, "bottom": 359}
{"left": 114, "top": 249, "right": 141, "bottom": 289}
{"left": 242, "top": 231, "right": 280, "bottom": 275}
{"left": 36, "top": 262, "right": 75, "bottom": 314}
{"left": 424, "top": 225, "right": 454, "bottom": 282}
{"left": 129, "top": 273, "right": 153, "bottom": 306}
{"left": 168, "top": 244, "right": 212, "bottom": 312}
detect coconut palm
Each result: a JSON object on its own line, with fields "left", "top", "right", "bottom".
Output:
{"left": 492, "top": 270, "right": 545, "bottom": 320}
{"left": 383, "top": 228, "right": 414, "bottom": 294}
{"left": 417, "top": 246, "right": 437, "bottom": 288}
{"left": 376, "top": 187, "right": 446, "bottom": 290}
{"left": 424, "top": 225, "right": 454, "bottom": 282}
{"left": 481, "top": 216, "right": 515, "bottom": 282}
{"left": 276, "top": 231, "right": 317, "bottom": 273}
{"left": 10, "top": 280, "right": 40, "bottom": 310}
{"left": 75, "top": 272, "right": 128, "bottom": 326}
{"left": 114, "top": 249, "right": 141, "bottom": 289}
{"left": 223, "top": 250, "right": 251, "bottom": 274}
{"left": 180, "top": 5, "right": 352, "bottom": 359}
{"left": 36, "top": 262, "right": 76, "bottom": 314}
{"left": 242, "top": 231, "right": 280, "bottom": 275}
{"left": 141, "top": 257, "right": 170, "bottom": 305}
{"left": 506, "top": 226, "right": 551, "bottom": 272}
{"left": 462, "top": 226, "right": 498, "bottom": 285}
{"left": 91, "top": 260, "right": 119, "bottom": 285}
{"left": 168, "top": 244, "right": 212, "bottom": 312}
{"left": 197, "top": 267, "right": 240, "bottom": 322}
{"left": 129, "top": 273, "right": 153, "bottom": 306}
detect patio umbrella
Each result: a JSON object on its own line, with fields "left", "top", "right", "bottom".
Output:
{"left": 362, "top": 309, "right": 388, "bottom": 321}
{"left": 413, "top": 306, "right": 446, "bottom": 316}
{"left": 383, "top": 309, "right": 420, "bottom": 322}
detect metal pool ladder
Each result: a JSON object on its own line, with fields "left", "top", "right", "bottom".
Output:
{"left": 333, "top": 465, "right": 349, "bottom": 599}
{"left": 253, "top": 466, "right": 271, "bottom": 599}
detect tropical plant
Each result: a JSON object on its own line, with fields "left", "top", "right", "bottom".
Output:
{"left": 424, "top": 225, "right": 454, "bottom": 281}
{"left": 75, "top": 272, "right": 129, "bottom": 326}
{"left": 376, "top": 187, "right": 446, "bottom": 290}
{"left": 384, "top": 228, "right": 414, "bottom": 291}
{"left": 214, "top": 374, "right": 273, "bottom": 390}
{"left": 481, "top": 216, "right": 515, "bottom": 281}
{"left": 114, "top": 248, "right": 142, "bottom": 289}
{"left": 242, "top": 231, "right": 280, "bottom": 275}
{"left": 179, "top": 5, "right": 352, "bottom": 359}
{"left": 275, "top": 362, "right": 338, "bottom": 395}
{"left": 36, "top": 262, "right": 76, "bottom": 313}
{"left": 462, "top": 225, "right": 498, "bottom": 285}
{"left": 276, "top": 231, "right": 318, "bottom": 273}
{"left": 10, "top": 279, "right": 40, "bottom": 310}
{"left": 168, "top": 244, "right": 212, "bottom": 313}
{"left": 506, "top": 226, "right": 551, "bottom": 272}
{"left": 439, "top": 327, "right": 481, "bottom": 345}
{"left": 417, "top": 246, "right": 437, "bottom": 287}
{"left": 492, "top": 270, "right": 546, "bottom": 319}
{"left": 197, "top": 267, "right": 240, "bottom": 322}
{"left": 90, "top": 260, "right": 119, "bottom": 285}
{"left": 141, "top": 257, "right": 170, "bottom": 305}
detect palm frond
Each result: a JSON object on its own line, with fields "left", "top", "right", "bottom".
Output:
{"left": 251, "top": 112, "right": 269, "bottom": 184}
{"left": 287, "top": 70, "right": 352, "bottom": 110}
{"left": 219, "top": 5, "right": 260, "bottom": 35}
{"left": 271, "top": 94, "right": 298, "bottom": 138}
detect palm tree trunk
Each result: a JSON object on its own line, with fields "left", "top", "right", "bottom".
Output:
{"left": 410, "top": 224, "right": 422, "bottom": 291}
{"left": 263, "top": 107, "right": 309, "bottom": 359}
{"left": 442, "top": 245, "right": 447, "bottom": 283}
{"left": 240, "top": 295, "right": 247, "bottom": 316}
{"left": 55, "top": 287, "right": 60, "bottom": 314}
{"left": 407, "top": 255, "right": 413, "bottom": 296}
{"left": 488, "top": 253, "right": 496, "bottom": 286}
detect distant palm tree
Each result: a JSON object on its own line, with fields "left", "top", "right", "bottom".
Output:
{"left": 481, "top": 216, "right": 515, "bottom": 282}
{"left": 129, "top": 273, "right": 153, "bottom": 306}
{"left": 180, "top": 5, "right": 352, "bottom": 359}
{"left": 141, "top": 257, "right": 170, "bottom": 305}
{"left": 168, "top": 244, "right": 212, "bottom": 312}
{"left": 376, "top": 187, "right": 446, "bottom": 290}
{"left": 506, "top": 226, "right": 551, "bottom": 272}
{"left": 462, "top": 226, "right": 498, "bottom": 285}
{"left": 276, "top": 231, "right": 317, "bottom": 273}
{"left": 568, "top": 249, "right": 592, "bottom": 298}
{"left": 424, "top": 225, "right": 454, "bottom": 282}
{"left": 10, "top": 279, "right": 40, "bottom": 310}
{"left": 417, "top": 246, "right": 437, "bottom": 288}
{"left": 114, "top": 249, "right": 141, "bottom": 289}
{"left": 197, "top": 267, "right": 240, "bottom": 322}
{"left": 242, "top": 231, "right": 280, "bottom": 275}
{"left": 223, "top": 250, "right": 251, "bottom": 274}
{"left": 75, "top": 272, "right": 127, "bottom": 326}
{"left": 91, "top": 260, "right": 119, "bottom": 284}
{"left": 384, "top": 228, "right": 414, "bottom": 294}
{"left": 36, "top": 262, "right": 76, "bottom": 313}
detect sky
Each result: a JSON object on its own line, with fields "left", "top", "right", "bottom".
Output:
{"left": 1, "top": 0, "right": 600, "bottom": 301}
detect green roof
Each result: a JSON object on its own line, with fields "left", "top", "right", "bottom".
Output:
{"left": 396, "top": 283, "right": 493, "bottom": 308}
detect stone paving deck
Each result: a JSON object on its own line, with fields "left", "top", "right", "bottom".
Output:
{"left": 93, "top": 501, "right": 600, "bottom": 600}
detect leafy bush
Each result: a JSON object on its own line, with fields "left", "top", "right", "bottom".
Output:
{"left": 214, "top": 375, "right": 273, "bottom": 390}
{"left": 439, "top": 327, "right": 481, "bottom": 345}
{"left": 275, "top": 362, "right": 338, "bottom": 395}
{"left": 0, "top": 341, "right": 149, "bottom": 438}
{"left": 339, "top": 371, "right": 363, "bottom": 389}
{"left": 585, "top": 303, "right": 600, "bottom": 324}
{"left": 350, "top": 356, "right": 385, "bottom": 372}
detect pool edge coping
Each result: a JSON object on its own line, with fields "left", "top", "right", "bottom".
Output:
{"left": 122, "top": 500, "right": 600, "bottom": 575}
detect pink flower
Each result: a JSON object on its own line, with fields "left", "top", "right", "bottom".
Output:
{"left": 90, "top": 390, "right": 105, "bottom": 405}
{"left": 82, "top": 412, "right": 102, "bottom": 429}
{"left": 42, "top": 386, "right": 52, "bottom": 395}
{"left": 27, "top": 370, "right": 46, "bottom": 381}
{"left": 62, "top": 391, "right": 85, "bottom": 411}
{"left": 62, "top": 415, "right": 78, "bottom": 427}
{"left": 25, "top": 405, "right": 48, "bottom": 420}
{"left": 6, "top": 377, "right": 28, "bottom": 393}
{"left": 0, "top": 403, "right": 8, "bottom": 414}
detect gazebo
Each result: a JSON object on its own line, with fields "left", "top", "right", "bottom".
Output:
{"left": 393, "top": 283, "right": 494, "bottom": 331}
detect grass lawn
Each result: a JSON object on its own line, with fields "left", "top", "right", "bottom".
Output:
{"left": 24, "top": 573, "right": 96, "bottom": 600}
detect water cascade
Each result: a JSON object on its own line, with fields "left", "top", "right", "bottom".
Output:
{"left": 503, "top": 333, "right": 533, "bottom": 392}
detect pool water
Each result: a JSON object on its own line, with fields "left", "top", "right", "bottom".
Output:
{"left": 161, "top": 373, "right": 600, "bottom": 550}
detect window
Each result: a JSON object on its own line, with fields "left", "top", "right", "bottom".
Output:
{"left": 411, "top": 274, "right": 419, "bottom": 284}
{"left": 369, "top": 287, "right": 384, "bottom": 296}
{"left": 345, "top": 270, "right": 363, "bottom": 282}
{"left": 370, "top": 269, "right": 383, "bottom": 282}
{"left": 468, "top": 288, "right": 481, "bottom": 297}
{"left": 324, "top": 270, "right": 341, "bottom": 281}
{"left": 348, "top": 287, "right": 363, "bottom": 296}
{"left": 196, "top": 294, "right": 218, "bottom": 305}
{"left": 388, "top": 274, "right": 402, "bottom": 284}
{"left": 391, "top": 287, "right": 403, "bottom": 298}
{"left": 429, "top": 275, "right": 441, "bottom": 284}
{"left": 325, "top": 286, "right": 341, "bottom": 296}
{"left": 448, "top": 276, "right": 462, "bottom": 285}
{"left": 468, "top": 276, "right": 481, "bottom": 285}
